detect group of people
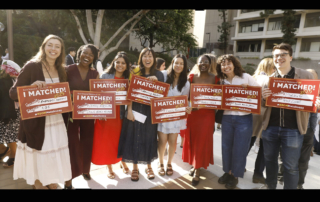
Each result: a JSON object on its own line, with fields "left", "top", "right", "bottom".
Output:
{"left": 0, "top": 34, "right": 320, "bottom": 190}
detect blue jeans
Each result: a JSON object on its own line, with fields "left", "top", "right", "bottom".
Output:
{"left": 262, "top": 126, "right": 303, "bottom": 189}
{"left": 221, "top": 114, "right": 253, "bottom": 178}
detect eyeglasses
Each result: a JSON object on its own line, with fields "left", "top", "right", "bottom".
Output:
{"left": 273, "top": 53, "right": 289, "bottom": 59}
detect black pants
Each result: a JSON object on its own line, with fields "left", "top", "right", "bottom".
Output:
{"left": 247, "top": 136, "right": 265, "bottom": 176}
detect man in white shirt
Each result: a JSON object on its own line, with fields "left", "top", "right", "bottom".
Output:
{"left": 1, "top": 48, "right": 9, "bottom": 60}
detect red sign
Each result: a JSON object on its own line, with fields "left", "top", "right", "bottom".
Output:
{"left": 72, "top": 91, "right": 116, "bottom": 119}
{"left": 150, "top": 95, "right": 188, "bottom": 124}
{"left": 266, "top": 77, "right": 320, "bottom": 113}
{"left": 127, "top": 74, "right": 170, "bottom": 105}
{"left": 190, "top": 84, "right": 222, "bottom": 109}
{"left": 221, "top": 85, "right": 262, "bottom": 114}
{"left": 17, "top": 82, "right": 73, "bottom": 120}
{"left": 89, "top": 79, "right": 130, "bottom": 105}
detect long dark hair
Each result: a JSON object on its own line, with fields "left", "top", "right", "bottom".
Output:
{"left": 104, "top": 54, "right": 130, "bottom": 79}
{"left": 136, "top": 47, "right": 157, "bottom": 76}
{"left": 216, "top": 54, "right": 245, "bottom": 79}
{"left": 76, "top": 44, "right": 99, "bottom": 68}
{"left": 166, "top": 54, "right": 188, "bottom": 92}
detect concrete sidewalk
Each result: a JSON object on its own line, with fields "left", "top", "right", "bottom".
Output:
{"left": 1, "top": 123, "right": 319, "bottom": 189}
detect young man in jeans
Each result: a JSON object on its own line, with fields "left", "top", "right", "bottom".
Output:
{"left": 261, "top": 43, "right": 320, "bottom": 189}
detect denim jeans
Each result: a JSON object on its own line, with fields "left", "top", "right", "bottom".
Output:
{"left": 221, "top": 114, "right": 252, "bottom": 178}
{"left": 262, "top": 126, "right": 303, "bottom": 189}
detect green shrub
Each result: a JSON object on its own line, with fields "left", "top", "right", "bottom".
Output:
{"left": 242, "top": 65, "right": 256, "bottom": 76}
{"left": 189, "top": 57, "right": 198, "bottom": 64}
{"left": 293, "top": 57, "right": 311, "bottom": 61}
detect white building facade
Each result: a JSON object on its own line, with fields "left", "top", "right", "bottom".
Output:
{"left": 232, "top": 9, "right": 320, "bottom": 60}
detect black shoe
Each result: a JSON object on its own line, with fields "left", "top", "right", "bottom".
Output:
{"left": 82, "top": 173, "right": 91, "bottom": 180}
{"left": 225, "top": 176, "right": 238, "bottom": 189}
{"left": 218, "top": 173, "right": 231, "bottom": 184}
{"left": 64, "top": 184, "right": 73, "bottom": 190}
{"left": 297, "top": 184, "right": 304, "bottom": 189}
{"left": 189, "top": 167, "right": 195, "bottom": 176}
{"left": 252, "top": 174, "right": 266, "bottom": 184}
{"left": 191, "top": 171, "right": 200, "bottom": 186}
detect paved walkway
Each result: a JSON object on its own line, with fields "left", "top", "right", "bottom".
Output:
{"left": 1, "top": 123, "right": 320, "bottom": 189}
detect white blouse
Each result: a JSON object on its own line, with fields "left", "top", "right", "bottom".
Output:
{"left": 222, "top": 73, "right": 260, "bottom": 116}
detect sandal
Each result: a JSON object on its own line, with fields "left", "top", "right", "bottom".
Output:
{"left": 3, "top": 158, "right": 14, "bottom": 168}
{"left": 131, "top": 170, "right": 139, "bottom": 181}
{"left": 166, "top": 164, "right": 173, "bottom": 176}
{"left": 120, "top": 163, "right": 130, "bottom": 174}
{"left": 145, "top": 168, "right": 155, "bottom": 180}
{"left": 46, "top": 183, "right": 58, "bottom": 190}
{"left": 107, "top": 172, "right": 115, "bottom": 179}
{"left": 158, "top": 164, "right": 165, "bottom": 176}
{"left": 191, "top": 169, "right": 200, "bottom": 186}
{"left": 0, "top": 147, "right": 10, "bottom": 162}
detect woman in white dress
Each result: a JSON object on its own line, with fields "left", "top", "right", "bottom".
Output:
{"left": 157, "top": 54, "right": 191, "bottom": 176}
{"left": 9, "top": 35, "right": 72, "bottom": 189}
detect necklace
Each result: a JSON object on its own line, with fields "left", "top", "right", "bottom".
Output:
{"left": 42, "top": 62, "right": 54, "bottom": 83}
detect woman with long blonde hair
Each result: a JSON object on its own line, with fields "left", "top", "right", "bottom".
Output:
{"left": 9, "top": 35, "right": 71, "bottom": 189}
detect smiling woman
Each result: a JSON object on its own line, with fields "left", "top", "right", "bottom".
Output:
{"left": 63, "top": 44, "right": 99, "bottom": 189}
{"left": 9, "top": 35, "right": 71, "bottom": 190}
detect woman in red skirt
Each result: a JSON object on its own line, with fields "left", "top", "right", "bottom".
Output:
{"left": 91, "top": 53, "right": 130, "bottom": 178}
{"left": 182, "top": 54, "right": 219, "bottom": 186}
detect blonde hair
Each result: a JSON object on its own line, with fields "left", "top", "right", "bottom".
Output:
{"left": 253, "top": 58, "right": 275, "bottom": 78}
{"left": 188, "top": 53, "right": 217, "bottom": 76}
{"left": 29, "top": 34, "right": 67, "bottom": 82}
{"left": 306, "top": 69, "right": 318, "bottom": 80}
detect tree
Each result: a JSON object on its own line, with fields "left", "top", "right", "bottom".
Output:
{"left": 0, "top": 10, "right": 84, "bottom": 67}
{"left": 70, "top": 9, "right": 150, "bottom": 63}
{"left": 260, "top": 9, "right": 297, "bottom": 45}
{"left": 217, "top": 10, "right": 234, "bottom": 54}
{"left": 132, "top": 10, "right": 197, "bottom": 54}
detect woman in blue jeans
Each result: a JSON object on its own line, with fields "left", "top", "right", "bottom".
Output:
{"left": 216, "top": 55, "right": 259, "bottom": 189}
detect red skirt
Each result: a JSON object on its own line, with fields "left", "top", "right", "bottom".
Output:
{"left": 182, "top": 109, "right": 215, "bottom": 169}
{"left": 91, "top": 106, "right": 123, "bottom": 165}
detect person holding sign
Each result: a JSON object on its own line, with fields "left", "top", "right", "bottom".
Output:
{"left": 245, "top": 58, "right": 276, "bottom": 184}
{"left": 261, "top": 43, "right": 320, "bottom": 189}
{"left": 117, "top": 48, "right": 164, "bottom": 181}
{"left": 9, "top": 35, "right": 71, "bottom": 189}
{"left": 157, "top": 54, "right": 191, "bottom": 176}
{"left": 63, "top": 44, "right": 99, "bottom": 189}
{"left": 182, "top": 54, "right": 219, "bottom": 186}
{"left": 216, "top": 54, "right": 259, "bottom": 189}
{"left": 91, "top": 53, "right": 130, "bottom": 178}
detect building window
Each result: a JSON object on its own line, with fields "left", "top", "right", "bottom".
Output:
{"left": 268, "top": 15, "right": 301, "bottom": 31}
{"left": 301, "top": 38, "right": 320, "bottom": 52}
{"left": 237, "top": 40, "right": 262, "bottom": 52}
{"left": 305, "top": 12, "right": 320, "bottom": 27}
{"left": 239, "top": 20, "right": 264, "bottom": 33}
{"left": 265, "top": 40, "right": 283, "bottom": 52}
{"left": 241, "top": 9, "right": 262, "bottom": 14}
{"left": 265, "top": 39, "right": 297, "bottom": 52}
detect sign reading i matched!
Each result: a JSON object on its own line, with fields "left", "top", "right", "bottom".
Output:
{"left": 72, "top": 90, "right": 116, "bottom": 119}
{"left": 150, "top": 95, "right": 188, "bottom": 124}
{"left": 89, "top": 79, "right": 130, "bottom": 105}
{"left": 221, "top": 85, "right": 262, "bottom": 114}
{"left": 127, "top": 74, "right": 170, "bottom": 105}
{"left": 266, "top": 77, "right": 320, "bottom": 113}
{"left": 190, "top": 84, "right": 222, "bottom": 109}
{"left": 17, "top": 82, "right": 73, "bottom": 120}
